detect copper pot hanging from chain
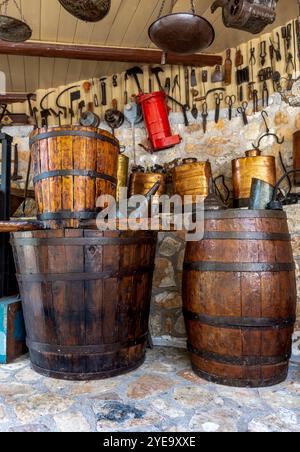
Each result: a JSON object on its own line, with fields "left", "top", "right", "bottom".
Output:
{"left": 149, "top": 0, "right": 215, "bottom": 59}
{"left": 59, "top": 0, "right": 111, "bottom": 22}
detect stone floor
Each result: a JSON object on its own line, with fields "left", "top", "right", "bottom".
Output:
{"left": 0, "top": 339, "right": 299, "bottom": 433}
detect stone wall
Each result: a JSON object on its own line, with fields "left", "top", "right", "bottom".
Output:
{"left": 4, "top": 94, "right": 300, "bottom": 341}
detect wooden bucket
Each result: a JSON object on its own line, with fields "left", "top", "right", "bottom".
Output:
{"left": 183, "top": 210, "right": 297, "bottom": 388}
{"left": 11, "top": 229, "right": 157, "bottom": 380}
{"left": 232, "top": 150, "right": 276, "bottom": 208}
{"left": 172, "top": 159, "right": 212, "bottom": 202}
{"left": 29, "top": 126, "right": 119, "bottom": 228}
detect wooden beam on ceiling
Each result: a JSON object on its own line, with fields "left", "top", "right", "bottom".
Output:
{"left": 0, "top": 41, "right": 222, "bottom": 67}
{"left": 0, "top": 93, "right": 36, "bottom": 104}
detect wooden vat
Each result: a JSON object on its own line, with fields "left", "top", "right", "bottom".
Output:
{"left": 12, "top": 229, "right": 157, "bottom": 380}
{"left": 183, "top": 210, "right": 296, "bottom": 388}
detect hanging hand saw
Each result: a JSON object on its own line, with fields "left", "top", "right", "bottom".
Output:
{"left": 56, "top": 85, "right": 80, "bottom": 125}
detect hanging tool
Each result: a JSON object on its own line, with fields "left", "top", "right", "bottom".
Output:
{"left": 286, "top": 23, "right": 292, "bottom": 50}
{"left": 201, "top": 101, "right": 208, "bottom": 134}
{"left": 262, "top": 81, "right": 269, "bottom": 107}
{"left": 224, "top": 49, "right": 232, "bottom": 85}
{"left": 124, "top": 101, "right": 143, "bottom": 164}
{"left": 286, "top": 52, "right": 295, "bottom": 75}
{"left": 124, "top": 72, "right": 129, "bottom": 105}
{"left": 164, "top": 77, "right": 171, "bottom": 95}
{"left": 202, "top": 70, "right": 208, "bottom": 95}
{"left": 69, "top": 90, "right": 81, "bottom": 124}
{"left": 78, "top": 100, "right": 85, "bottom": 118}
{"left": 225, "top": 95, "right": 236, "bottom": 121}
{"left": 56, "top": 85, "right": 80, "bottom": 120}
{"left": 127, "top": 67, "right": 144, "bottom": 94}
{"left": 112, "top": 75, "right": 118, "bottom": 88}
{"left": 185, "top": 68, "right": 190, "bottom": 109}
{"left": 151, "top": 67, "right": 164, "bottom": 92}
{"left": 191, "top": 101, "right": 198, "bottom": 119}
{"left": 260, "top": 41, "right": 267, "bottom": 66}
{"left": 172, "top": 75, "right": 181, "bottom": 98}
{"left": 190, "top": 69, "right": 197, "bottom": 88}
{"left": 296, "top": 19, "right": 300, "bottom": 63}
{"left": 237, "top": 101, "right": 249, "bottom": 125}
{"left": 253, "top": 89, "right": 259, "bottom": 113}
{"left": 269, "top": 34, "right": 282, "bottom": 63}
{"left": 100, "top": 77, "right": 108, "bottom": 106}
{"left": 40, "top": 90, "right": 57, "bottom": 127}
{"left": 235, "top": 49, "right": 244, "bottom": 67}
{"left": 252, "top": 110, "right": 285, "bottom": 150}
{"left": 27, "top": 93, "right": 38, "bottom": 127}
{"left": 11, "top": 144, "right": 22, "bottom": 181}
{"left": 80, "top": 104, "right": 100, "bottom": 128}
{"left": 105, "top": 99, "right": 125, "bottom": 135}
{"left": 211, "top": 65, "right": 224, "bottom": 83}
{"left": 214, "top": 92, "right": 224, "bottom": 124}
{"left": 249, "top": 44, "right": 256, "bottom": 83}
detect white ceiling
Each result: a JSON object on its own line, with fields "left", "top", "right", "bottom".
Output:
{"left": 0, "top": 0, "right": 298, "bottom": 92}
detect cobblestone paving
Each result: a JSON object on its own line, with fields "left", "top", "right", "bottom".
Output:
{"left": 0, "top": 344, "right": 299, "bottom": 433}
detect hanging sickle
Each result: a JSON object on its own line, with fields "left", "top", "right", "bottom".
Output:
{"left": 40, "top": 90, "right": 58, "bottom": 127}
{"left": 252, "top": 110, "right": 285, "bottom": 151}
{"left": 56, "top": 85, "right": 80, "bottom": 119}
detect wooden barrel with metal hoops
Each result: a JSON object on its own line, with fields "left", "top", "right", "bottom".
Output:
{"left": 11, "top": 229, "right": 157, "bottom": 381}
{"left": 29, "top": 126, "right": 119, "bottom": 228}
{"left": 183, "top": 210, "right": 296, "bottom": 388}
{"left": 172, "top": 159, "right": 212, "bottom": 202}
{"left": 232, "top": 150, "right": 276, "bottom": 208}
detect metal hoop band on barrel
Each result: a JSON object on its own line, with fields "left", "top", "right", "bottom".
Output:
{"left": 33, "top": 170, "right": 117, "bottom": 186}
{"left": 29, "top": 130, "right": 119, "bottom": 148}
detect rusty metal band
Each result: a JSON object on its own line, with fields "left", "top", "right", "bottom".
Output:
{"left": 29, "top": 130, "right": 119, "bottom": 148}
{"left": 183, "top": 262, "right": 295, "bottom": 272}
{"left": 16, "top": 265, "right": 155, "bottom": 283}
{"left": 33, "top": 170, "right": 117, "bottom": 186}
{"left": 11, "top": 236, "right": 156, "bottom": 247}
{"left": 183, "top": 310, "right": 296, "bottom": 329}
{"left": 204, "top": 209, "right": 287, "bottom": 220}
{"left": 37, "top": 211, "right": 99, "bottom": 221}
{"left": 187, "top": 344, "right": 291, "bottom": 366}
{"left": 191, "top": 366, "right": 288, "bottom": 388}
{"left": 202, "top": 232, "right": 291, "bottom": 241}
{"left": 27, "top": 333, "right": 148, "bottom": 355}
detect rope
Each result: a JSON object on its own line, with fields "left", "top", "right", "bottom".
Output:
{"left": 0, "top": 0, "right": 25, "bottom": 22}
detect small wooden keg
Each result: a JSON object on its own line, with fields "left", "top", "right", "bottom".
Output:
{"left": 117, "top": 153, "right": 129, "bottom": 201}
{"left": 30, "top": 126, "right": 119, "bottom": 228}
{"left": 293, "top": 131, "right": 300, "bottom": 186}
{"left": 183, "top": 209, "right": 296, "bottom": 388}
{"left": 172, "top": 159, "right": 212, "bottom": 202}
{"left": 129, "top": 171, "right": 167, "bottom": 198}
{"left": 232, "top": 150, "right": 276, "bottom": 208}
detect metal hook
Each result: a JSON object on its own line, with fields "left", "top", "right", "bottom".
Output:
{"left": 252, "top": 111, "right": 285, "bottom": 150}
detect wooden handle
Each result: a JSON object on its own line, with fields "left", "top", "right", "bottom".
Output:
{"left": 0, "top": 221, "right": 44, "bottom": 233}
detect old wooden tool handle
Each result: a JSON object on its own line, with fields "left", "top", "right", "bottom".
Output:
{"left": 0, "top": 220, "right": 44, "bottom": 233}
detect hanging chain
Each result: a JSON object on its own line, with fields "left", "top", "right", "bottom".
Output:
{"left": 0, "top": 0, "right": 25, "bottom": 21}
{"left": 190, "top": 0, "right": 196, "bottom": 15}
{"left": 157, "top": 0, "right": 178, "bottom": 19}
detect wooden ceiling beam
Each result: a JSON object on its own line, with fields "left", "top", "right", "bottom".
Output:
{"left": 0, "top": 93, "right": 36, "bottom": 104}
{"left": 0, "top": 41, "right": 222, "bottom": 67}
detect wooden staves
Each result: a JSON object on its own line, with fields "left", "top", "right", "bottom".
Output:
{"left": 232, "top": 150, "right": 276, "bottom": 208}
{"left": 11, "top": 229, "right": 157, "bottom": 381}
{"left": 182, "top": 210, "right": 297, "bottom": 388}
{"left": 29, "top": 126, "right": 119, "bottom": 229}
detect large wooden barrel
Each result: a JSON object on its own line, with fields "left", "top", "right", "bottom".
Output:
{"left": 232, "top": 150, "right": 276, "bottom": 208}
{"left": 172, "top": 159, "right": 212, "bottom": 202}
{"left": 183, "top": 210, "right": 297, "bottom": 388}
{"left": 11, "top": 229, "right": 157, "bottom": 380}
{"left": 30, "top": 126, "right": 119, "bottom": 228}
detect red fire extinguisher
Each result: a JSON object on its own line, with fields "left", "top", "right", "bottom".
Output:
{"left": 139, "top": 91, "right": 182, "bottom": 152}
